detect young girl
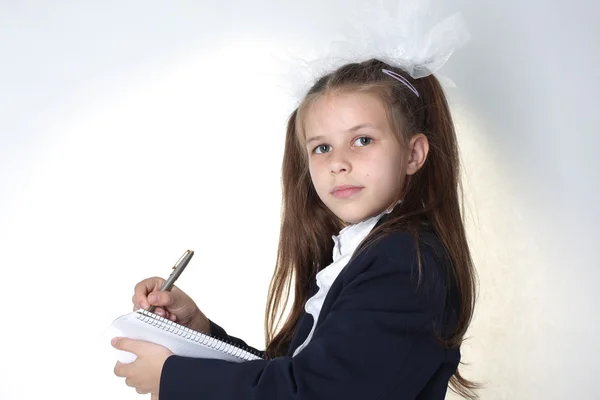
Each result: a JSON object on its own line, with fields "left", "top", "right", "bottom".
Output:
{"left": 112, "top": 58, "right": 478, "bottom": 399}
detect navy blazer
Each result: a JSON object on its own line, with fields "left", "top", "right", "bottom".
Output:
{"left": 159, "top": 225, "right": 461, "bottom": 399}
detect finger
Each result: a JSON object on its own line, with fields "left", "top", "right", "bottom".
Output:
{"left": 151, "top": 394, "right": 159, "bottom": 400}
{"left": 133, "top": 277, "right": 164, "bottom": 309}
{"left": 136, "top": 387, "right": 150, "bottom": 394}
{"left": 156, "top": 308, "right": 170, "bottom": 318}
{"left": 132, "top": 292, "right": 150, "bottom": 310}
{"left": 114, "top": 361, "right": 130, "bottom": 378}
{"left": 112, "top": 337, "right": 148, "bottom": 355}
{"left": 133, "top": 304, "right": 144, "bottom": 312}
{"left": 147, "top": 290, "right": 175, "bottom": 308}
{"left": 125, "top": 377, "right": 136, "bottom": 388}
{"left": 169, "top": 313, "right": 177, "bottom": 322}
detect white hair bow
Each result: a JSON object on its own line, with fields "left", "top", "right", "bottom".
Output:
{"left": 274, "top": 0, "right": 471, "bottom": 102}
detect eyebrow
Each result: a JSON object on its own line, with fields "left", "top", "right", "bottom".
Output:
{"left": 305, "top": 123, "right": 377, "bottom": 144}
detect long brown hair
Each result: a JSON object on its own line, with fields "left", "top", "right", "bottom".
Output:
{"left": 264, "top": 59, "right": 479, "bottom": 398}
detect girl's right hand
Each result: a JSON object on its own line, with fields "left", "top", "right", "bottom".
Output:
{"left": 132, "top": 276, "right": 210, "bottom": 334}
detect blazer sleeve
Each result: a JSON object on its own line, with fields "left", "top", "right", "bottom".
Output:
{"left": 159, "top": 232, "right": 453, "bottom": 400}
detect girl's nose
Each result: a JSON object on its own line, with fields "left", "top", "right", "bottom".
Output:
{"left": 329, "top": 151, "right": 351, "bottom": 174}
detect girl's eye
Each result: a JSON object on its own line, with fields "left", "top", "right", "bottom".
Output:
{"left": 314, "top": 144, "right": 331, "bottom": 154}
{"left": 313, "top": 137, "right": 371, "bottom": 154}
{"left": 354, "top": 137, "right": 372, "bottom": 146}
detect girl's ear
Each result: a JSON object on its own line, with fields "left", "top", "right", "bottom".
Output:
{"left": 406, "top": 133, "right": 429, "bottom": 175}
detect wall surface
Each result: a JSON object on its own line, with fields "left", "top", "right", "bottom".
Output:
{"left": 1, "top": 1, "right": 598, "bottom": 399}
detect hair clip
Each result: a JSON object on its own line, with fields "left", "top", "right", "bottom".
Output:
{"left": 382, "top": 69, "right": 420, "bottom": 97}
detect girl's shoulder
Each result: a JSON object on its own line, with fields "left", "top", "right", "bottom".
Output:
{"left": 344, "top": 227, "right": 459, "bottom": 329}
{"left": 348, "top": 226, "right": 452, "bottom": 288}
{"left": 359, "top": 225, "right": 448, "bottom": 264}
{"left": 338, "top": 226, "right": 459, "bottom": 332}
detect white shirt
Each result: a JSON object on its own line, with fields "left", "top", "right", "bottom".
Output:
{"left": 292, "top": 206, "right": 395, "bottom": 357}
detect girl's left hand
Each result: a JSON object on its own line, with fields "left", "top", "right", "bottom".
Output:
{"left": 112, "top": 337, "right": 173, "bottom": 398}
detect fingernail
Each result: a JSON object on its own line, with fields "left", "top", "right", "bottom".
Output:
{"left": 111, "top": 337, "right": 118, "bottom": 345}
{"left": 149, "top": 294, "right": 158, "bottom": 303}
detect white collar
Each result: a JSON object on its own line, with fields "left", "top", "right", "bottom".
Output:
{"left": 331, "top": 201, "right": 399, "bottom": 261}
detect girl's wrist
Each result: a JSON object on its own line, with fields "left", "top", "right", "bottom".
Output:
{"left": 190, "top": 309, "right": 211, "bottom": 334}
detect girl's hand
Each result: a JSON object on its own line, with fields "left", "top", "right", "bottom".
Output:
{"left": 112, "top": 337, "right": 173, "bottom": 396}
{"left": 132, "top": 276, "right": 211, "bottom": 333}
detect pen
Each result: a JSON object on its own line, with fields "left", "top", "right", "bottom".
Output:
{"left": 147, "top": 249, "right": 194, "bottom": 313}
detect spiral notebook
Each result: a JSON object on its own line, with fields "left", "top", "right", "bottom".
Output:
{"left": 108, "top": 309, "right": 264, "bottom": 363}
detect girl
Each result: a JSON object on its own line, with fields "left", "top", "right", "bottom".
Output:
{"left": 112, "top": 58, "right": 478, "bottom": 399}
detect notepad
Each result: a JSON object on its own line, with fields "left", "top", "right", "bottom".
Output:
{"left": 108, "top": 309, "right": 264, "bottom": 363}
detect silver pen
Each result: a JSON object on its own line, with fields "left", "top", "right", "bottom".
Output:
{"left": 147, "top": 249, "right": 194, "bottom": 313}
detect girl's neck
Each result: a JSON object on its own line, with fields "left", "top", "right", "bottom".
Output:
{"left": 340, "top": 199, "right": 402, "bottom": 229}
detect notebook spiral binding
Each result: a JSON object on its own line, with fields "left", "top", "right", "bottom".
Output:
{"left": 135, "top": 309, "right": 263, "bottom": 361}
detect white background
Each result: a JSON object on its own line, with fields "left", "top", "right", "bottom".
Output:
{"left": 1, "top": 1, "right": 598, "bottom": 399}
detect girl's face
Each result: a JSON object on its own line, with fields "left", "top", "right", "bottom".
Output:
{"left": 304, "top": 91, "right": 406, "bottom": 224}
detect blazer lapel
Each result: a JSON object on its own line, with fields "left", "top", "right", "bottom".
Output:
{"left": 286, "top": 212, "right": 394, "bottom": 356}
